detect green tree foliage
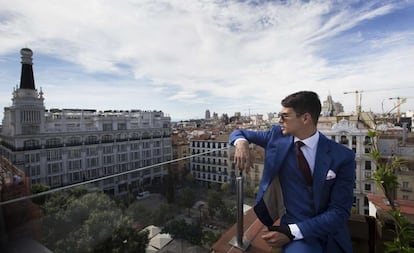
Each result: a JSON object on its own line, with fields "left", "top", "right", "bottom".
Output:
{"left": 30, "top": 183, "right": 50, "bottom": 205}
{"left": 220, "top": 182, "right": 230, "bottom": 193}
{"left": 162, "top": 219, "right": 203, "bottom": 246}
{"left": 218, "top": 205, "right": 237, "bottom": 224}
{"left": 180, "top": 187, "right": 196, "bottom": 217}
{"left": 164, "top": 166, "right": 176, "bottom": 204}
{"left": 40, "top": 188, "right": 149, "bottom": 252}
{"left": 94, "top": 220, "right": 149, "bottom": 253}
{"left": 203, "top": 230, "right": 222, "bottom": 248}
{"left": 185, "top": 173, "right": 195, "bottom": 186}
{"left": 124, "top": 202, "right": 152, "bottom": 227}
{"left": 207, "top": 190, "right": 224, "bottom": 218}
{"left": 152, "top": 203, "right": 173, "bottom": 226}
{"left": 368, "top": 130, "right": 414, "bottom": 252}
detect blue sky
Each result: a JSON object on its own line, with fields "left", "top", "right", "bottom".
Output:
{"left": 0, "top": 0, "right": 413, "bottom": 121}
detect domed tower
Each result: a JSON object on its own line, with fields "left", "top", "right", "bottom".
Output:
{"left": 1, "top": 48, "right": 45, "bottom": 136}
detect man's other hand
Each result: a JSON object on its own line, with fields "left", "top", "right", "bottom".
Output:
{"left": 233, "top": 139, "right": 251, "bottom": 172}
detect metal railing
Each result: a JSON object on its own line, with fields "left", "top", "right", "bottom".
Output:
{"left": 0, "top": 147, "right": 228, "bottom": 207}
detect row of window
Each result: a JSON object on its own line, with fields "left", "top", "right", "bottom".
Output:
{"left": 191, "top": 164, "right": 228, "bottom": 174}
{"left": 25, "top": 145, "right": 169, "bottom": 163}
{"left": 193, "top": 172, "right": 228, "bottom": 183}
{"left": 23, "top": 134, "right": 169, "bottom": 149}
{"left": 45, "top": 166, "right": 164, "bottom": 188}
{"left": 191, "top": 141, "right": 228, "bottom": 149}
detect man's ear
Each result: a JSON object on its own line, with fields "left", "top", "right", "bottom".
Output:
{"left": 303, "top": 113, "right": 313, "bottom": 124}
{"left": 302, "top": 112, "right": 309, "bottom": 122}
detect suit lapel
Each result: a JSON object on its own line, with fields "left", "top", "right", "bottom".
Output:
{"left": 312, "top": 135, "right": 332, "bottom": 210}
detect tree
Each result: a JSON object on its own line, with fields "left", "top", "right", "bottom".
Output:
{"left": 368, "top": 130, "right": 414, "bottom": 252}
{"left": 124, "top": 202, "right": 152, "bottom": 227}
{"left": 152, "top": 203, "right": 173, "bottom": 226}
{"left": 207, "top": 190, "right": 224, "bottom": 219}
{"left": 203, "top": 230, "right": 222, "bottom": 248}
{"left": 162, "top": 219, "right": 203, "bottom": 246}
{"left": 30, "top": 183, "right": 50, "bottom": 205}
{"left": 185, "top": 172, "right": 195, "bottom": 186}
{"left": 220, "top": 182, "right": 230, "bottom": 193}
{"left": 94, "top": 219, "right": 149, "bottom": 253}
{"left": 218, "top": 204, "right": 237, "bottom": 224}
{"left": 40, "top": 188, "right": 150, "bottom": 252}
{"left": 180, "top": 187, "right": 196, "bottom": 217}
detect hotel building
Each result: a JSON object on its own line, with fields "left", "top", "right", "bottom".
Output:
{"left": 0, "top": 48, "right": 172, "bottom": 196}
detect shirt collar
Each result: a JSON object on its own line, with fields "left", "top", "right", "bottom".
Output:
{"left": 294, "top": 131, "right": 319, "bottom": 149}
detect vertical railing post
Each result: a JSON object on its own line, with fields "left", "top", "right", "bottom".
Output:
{"left": 229, "top": 176, "right": 250, "bottom": 251}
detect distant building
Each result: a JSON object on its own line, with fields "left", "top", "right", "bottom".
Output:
{"left": 321, "top": 118, "right": 376, "bottom": 215}
{"left": 0, "top": 48, "right": 172, "bottom": 195}
{"left": 0, "top": 157, "right": 41, "bottom": 241}
{"left": 321, "top": 95, "right": 344, "bottom": 116}
{"left": 205, "top": 109, "right": 211, "bottom": 120}
{"left": 250, "top": 114, "right": 263, "bottom": 126}
{"left": 171, "top": 134, "right": 190, "bottom": 183}
{"left": 190, "top": 135, "right": 231, "bottom": 188}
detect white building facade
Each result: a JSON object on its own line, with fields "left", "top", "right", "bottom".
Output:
{"left": 0, "top": 48, "right": 172, "bottom": 196}
{"left": 322, "top": 118, "right": 377, "bottom": 215}
{"left": 190, "top": 138, "right": 231, "bottom": 187}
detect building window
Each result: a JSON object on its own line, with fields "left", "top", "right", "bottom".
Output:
{"left": 402, "top": 181, "right": 411, "bottom": 191}
{"left": 24, "top": 139, "right": 40, "bottom": 149}
{"left": 118, "top": 123, "right": 127, "bottom": 130}
{"left": 85, "top": 135, "right": 98, "bottom": 144}
{"left": 102, "top": 135, "right": 113, "bottom": 143}
{"left": 103, "top": 123, "right": 113, "bottom": 131}
{"left": 47, "top": 150, "right": 62, "bottom": 161}
{"left": 364, "top": 184, "right": 371, "bottom": 191}
{"left": 46, "top": 138, "right": 62, "bottom": 147}
{"left": 68, "top": 149, "right": 81, "bottom": 159}
{"left": 365, "top": 161, "right": 372, "bottom": 170}
{"left": 67, "top": 136, "right": 82, "bottom": 146}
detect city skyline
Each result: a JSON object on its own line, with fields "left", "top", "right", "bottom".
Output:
{"left": 1, "top": 0, "right": 414, "bottom": 121}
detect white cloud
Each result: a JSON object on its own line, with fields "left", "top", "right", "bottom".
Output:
{"left": 0, "top": 0, "right": 413, "bottom": 120}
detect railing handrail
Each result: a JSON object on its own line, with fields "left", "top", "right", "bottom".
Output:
{"left": 0, "top": 146, "right": 228, "bottom": 206}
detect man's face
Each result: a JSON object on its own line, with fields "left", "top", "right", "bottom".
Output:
{"left": 278, "top": 106, "right": 304, "bottom": 136}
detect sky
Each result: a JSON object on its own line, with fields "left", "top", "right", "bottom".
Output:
{"left": 0, "top": 0, "right": 414, "bottom": 121}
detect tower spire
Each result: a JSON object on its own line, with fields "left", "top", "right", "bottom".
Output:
{"left": 19, "top": 48, "right": 36, "bottom": 90}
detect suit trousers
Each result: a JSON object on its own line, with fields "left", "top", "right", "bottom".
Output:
{"left": 283, "top": 239, "right": 323, "bottom": 253}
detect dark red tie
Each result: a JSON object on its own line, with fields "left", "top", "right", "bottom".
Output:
{"left": 296, "top": 141, "right": 313, "bottom": 186}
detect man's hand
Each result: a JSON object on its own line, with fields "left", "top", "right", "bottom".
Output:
{"left": 261, "top": 229, "right": 291, "bottom": 248}
{"left": 233, "top": 139, "right": 251, "bottom": 172}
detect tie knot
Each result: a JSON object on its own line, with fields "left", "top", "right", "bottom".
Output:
{"left": 296, "top": 141, "right": 305, "bottom": 148}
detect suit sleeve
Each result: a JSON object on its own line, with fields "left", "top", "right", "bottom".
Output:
{"left": 229, "top": 126, "right": 277, "bottom": 148}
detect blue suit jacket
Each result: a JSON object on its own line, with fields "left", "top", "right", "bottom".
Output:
{"left": 229, "top": 125, "right": 356, "bottom": 253}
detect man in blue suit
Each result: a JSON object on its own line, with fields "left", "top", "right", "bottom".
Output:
{"left": 230, "top": 91, "right": 355, "bottom": 253}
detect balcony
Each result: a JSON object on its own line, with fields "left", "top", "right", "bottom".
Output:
{"left": 0, "top": 148, "right": 411, "bottom": 253}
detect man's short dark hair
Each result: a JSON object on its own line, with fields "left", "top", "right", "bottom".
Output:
{"left": 281, "top": 91, "right": 321, "bottom": 123}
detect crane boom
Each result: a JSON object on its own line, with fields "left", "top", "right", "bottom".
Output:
{"left": 343, "top": 90, "right": 363, "bottom": 115}
{"left": 389, "top": 97, "right": 410, "bottom": 122}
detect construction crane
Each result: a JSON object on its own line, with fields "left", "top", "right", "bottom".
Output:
{"left": 344, "top": 87, "right": 414, "bottom": 116}
{"left": 343, "top": 90, "right": 362, "bottom": 115}
{"left": 388, "top": 97, "right": 411, "bottom": 122}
